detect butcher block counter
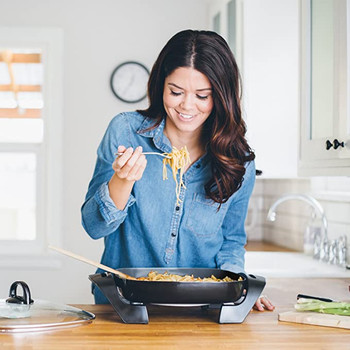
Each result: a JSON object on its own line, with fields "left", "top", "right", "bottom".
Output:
{"left": 1, "top": 277, "right": 350, "bottom": 350}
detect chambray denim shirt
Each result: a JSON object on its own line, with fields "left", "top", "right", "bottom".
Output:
{"left": 81, "top": 111, "right": 255, "bottom": 303}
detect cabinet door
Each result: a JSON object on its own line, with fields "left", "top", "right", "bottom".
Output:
{"left": 299, "top": 0, "right": 350, "bottom": 175}
{"left": 337, "top": 0, "right": 350, "bottom": 159}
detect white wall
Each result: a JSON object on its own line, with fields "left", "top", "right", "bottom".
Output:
{"left": 0, "top": 0, "right": 210, "bottom": 304}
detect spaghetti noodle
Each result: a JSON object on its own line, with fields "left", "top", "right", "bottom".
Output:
{"left": 162, "top": 146, "right": 191, "bottom": 205}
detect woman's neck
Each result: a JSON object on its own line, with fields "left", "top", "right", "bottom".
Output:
{"left": 164, "top": 124, "right": 204, "bottom": 164}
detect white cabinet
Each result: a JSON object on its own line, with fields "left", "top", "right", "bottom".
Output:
{"left": 242, "top": 0, "right": 299, "bottom": 178}
{"left": 208, "top": 0, "right": 244, "bottom": 71}
{"left": 299, "top": 0, "right": 350, "bottom": 176}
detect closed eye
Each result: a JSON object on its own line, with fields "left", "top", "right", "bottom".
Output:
{"left": 196, "top": 95, "right": 209, "bottom": 100}
{"left": 170, "top": 90, "right": 182, "bottom": 96}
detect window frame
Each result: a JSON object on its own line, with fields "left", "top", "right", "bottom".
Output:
{"left": 0, "top": 27, "right": 63, "bottom": 265}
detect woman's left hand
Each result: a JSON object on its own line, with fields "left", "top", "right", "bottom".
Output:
{"left": 253, "top": 295, "right": 275, "bottom": 311}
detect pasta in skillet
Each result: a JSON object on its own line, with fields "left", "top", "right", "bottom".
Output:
{"left": 136, "top": 271, "right": 239, "bottom": 282}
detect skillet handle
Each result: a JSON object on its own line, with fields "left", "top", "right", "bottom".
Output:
{"left": 219, "top": 273, "right": 266, "bottom": 324}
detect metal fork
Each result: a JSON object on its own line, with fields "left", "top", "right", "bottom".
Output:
{"left": 115, "top": 152, "right": 171, "bottom": 159}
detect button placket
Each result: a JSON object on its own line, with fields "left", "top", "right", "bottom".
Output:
{"left": 163, "top": 178, "right": 186, "bottom": 264}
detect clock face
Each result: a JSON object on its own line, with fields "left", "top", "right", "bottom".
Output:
{"left": 110, "top": 61, "right": 149, "bottom": 103}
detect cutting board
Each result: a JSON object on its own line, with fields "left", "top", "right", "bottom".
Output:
{"left": 278, "top": 311, "right": 350, "bottom": 329}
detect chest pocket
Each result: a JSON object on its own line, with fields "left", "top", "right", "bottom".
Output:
{"left": 185, "top": 193, "right": 226, "bottom": 237}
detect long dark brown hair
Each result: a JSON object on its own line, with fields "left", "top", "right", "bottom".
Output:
{"left": 138, "top": 29, "right": 255, "bottom": 204}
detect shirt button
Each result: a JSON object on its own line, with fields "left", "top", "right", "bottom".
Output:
{"left": 196, "top": 164, "right": 201, "bottom": 169}
{"left": 171, "top": 232, "right": 177, "bottom": 237}
{"left": 175, "top": 206, "right": 180, "bottom": 211}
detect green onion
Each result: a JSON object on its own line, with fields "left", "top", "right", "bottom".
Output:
{"left": 295, "top": 298, "right": 350, "bottom": 316}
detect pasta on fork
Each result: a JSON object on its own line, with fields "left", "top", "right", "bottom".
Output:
{"left": 162, "top": 146, "right": 191, "bottom": 205}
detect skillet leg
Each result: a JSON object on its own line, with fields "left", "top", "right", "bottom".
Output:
{"left": 219, "top": 274, "right": 265, "bottom": 324}
{"left": 89, "top": 273, "right": 149, "bottom": 324}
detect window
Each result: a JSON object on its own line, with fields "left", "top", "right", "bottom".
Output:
{"left": 0, "top": 27, "right": 63, "bottom": 262}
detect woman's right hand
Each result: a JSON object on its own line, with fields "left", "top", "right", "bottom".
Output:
{"left": 112, "top": 145, "right": 147, "bottom": 182}
{"left": 108, "top": 145, "right": 147, "bottom": 210}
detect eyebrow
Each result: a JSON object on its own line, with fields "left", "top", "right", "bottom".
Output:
{"left": 167, "top": 82, "right": 212, "bottom": 92}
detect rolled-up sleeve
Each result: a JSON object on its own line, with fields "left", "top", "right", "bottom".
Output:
{"left": 94, "top": 182, "right": 135, "bottom": 223}
{"left": 81, "top": 114, "right": 136, "bottom": 239}
{"left": 82, "top": 182, "right": 136, "bottom": 239}
{"left": 216, "top": 160, "right": 256, "bottom": 273}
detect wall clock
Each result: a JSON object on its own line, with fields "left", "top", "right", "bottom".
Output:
{"left": 110, "top": 61, "right": 149, "bottom": 103}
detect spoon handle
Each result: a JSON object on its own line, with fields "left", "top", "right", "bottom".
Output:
{"left": 48, "top": 245, "right": 136, "bottom": 280}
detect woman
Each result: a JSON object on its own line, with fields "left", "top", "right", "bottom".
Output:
{"left": 82, "top": 29, "right": 274, "bottom": 311}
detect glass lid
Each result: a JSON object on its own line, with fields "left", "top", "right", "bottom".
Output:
{"left": 0, "top": 281, "right": 95, "bottom": 333}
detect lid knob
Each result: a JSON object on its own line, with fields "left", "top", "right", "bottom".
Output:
{"left": 6, "top": 281, "right": 34, "bottom": 305}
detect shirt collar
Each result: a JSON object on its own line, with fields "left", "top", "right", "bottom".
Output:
{"left": 137, "top": 117, "right": 172, "bottom": 153}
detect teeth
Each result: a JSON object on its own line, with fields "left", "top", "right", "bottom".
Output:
{"left": 179, "top": 113, "right": 193, "bottom": 119}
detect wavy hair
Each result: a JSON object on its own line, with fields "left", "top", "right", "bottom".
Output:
{"left": 138, "top": 29, "right": 255, "bottom": 204}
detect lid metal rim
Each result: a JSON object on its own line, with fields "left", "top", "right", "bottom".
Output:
{"left": 0, "top": 317, "right": 95, "bottom": 333}
{"left": 0, "top": 310, "right": 95, "bottom": 333}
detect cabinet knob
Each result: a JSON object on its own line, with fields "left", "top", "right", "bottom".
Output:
{"left": 326, "top": 140, "right": 333, "bottom": 150}
{"left": 333, "top": 139, "right": 345, "bottom": 150}
{"left": 325, "top": 139, "right": 345, "bottom": 150}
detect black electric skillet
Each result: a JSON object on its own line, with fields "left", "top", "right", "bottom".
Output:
{"left": 89, "top": 267, "right": 266, "bottom": 324}
{"left": 109, "top": 267, "right": 244, "bottom": 304}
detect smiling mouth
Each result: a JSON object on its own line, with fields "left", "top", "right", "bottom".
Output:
{"left": 178, "top": 112, "right": 194, "bottom": 120}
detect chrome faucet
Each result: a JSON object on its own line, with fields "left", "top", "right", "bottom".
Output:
{"left": 267, "top": 194, "right": 329, "bottom": 261}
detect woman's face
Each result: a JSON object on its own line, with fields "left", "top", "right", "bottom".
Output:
{"left": 163, "top": 67, "right": 213, "bottom": 138}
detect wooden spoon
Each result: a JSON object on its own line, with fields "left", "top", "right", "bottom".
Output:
{"left": 49, "top": 245, "right": 137, "bottom": 280}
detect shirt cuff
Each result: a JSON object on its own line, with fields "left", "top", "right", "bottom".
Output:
{"left": 94, "top": 182, "right": 135, "bottom": 224}
{"left": 220, "top": 262, "right": 245, "bottom": 274}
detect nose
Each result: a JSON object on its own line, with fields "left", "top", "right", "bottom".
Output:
{"left": 180, "top": 93, "right": 195, "bottom": 110}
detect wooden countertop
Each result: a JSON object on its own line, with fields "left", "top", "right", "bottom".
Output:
{"left": 245, "top": 240, "right": 297, "bottom": 252}
{"left": 1, "top": 278, "right": 350, "bottom": 349}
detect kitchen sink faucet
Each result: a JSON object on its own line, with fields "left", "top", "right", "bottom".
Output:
{"left": 266, "top": 194, "right": 329, "bottom": 261}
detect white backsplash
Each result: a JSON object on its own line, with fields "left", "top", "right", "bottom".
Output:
{"left": 247, "top": 177, "right": 350, "bottom": 262}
